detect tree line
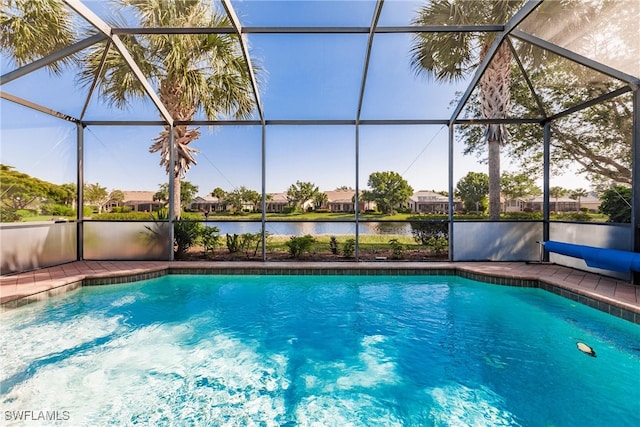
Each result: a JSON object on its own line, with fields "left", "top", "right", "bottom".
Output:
{"left": 0, "top": 164, "right": 127, "bottom": 220}
{"left": 160, "top": 171, "right": 415, "bottom": 215}
{"left": 1, "top": 163, "right": 629, "bottom": 222}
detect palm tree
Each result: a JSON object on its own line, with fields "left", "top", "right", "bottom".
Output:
{"left": 0, "top": 0, "right": 76, "bottom": 73}
{"left": 569, "top": 188, "right": 589, "bottom": 212}
{"left": 108, "top": 189, "right": 125, "bottom": 209}
{"left": 79, "top": 0, "right": 257, "bottom": 218}
{"left": 314, "top": 192, "right": 328, "bottom": 210}
{"left": 549, "top": 186, "right": 566, "bottom": 213}
{"left": 411, "top": 0, "right": 524, "bottom": 220}
{"left": 411, "top": 0, "right": 602, "bottom": 219}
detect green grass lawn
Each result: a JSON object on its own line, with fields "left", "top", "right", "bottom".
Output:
{"left": 17, "top": 215, "right": 72, "bottom": 222}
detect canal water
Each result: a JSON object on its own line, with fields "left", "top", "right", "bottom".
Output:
{"left": 204, "top": 221, "right": 414, "bottom": 236}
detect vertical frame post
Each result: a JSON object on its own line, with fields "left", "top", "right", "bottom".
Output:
{"left": 355, "top": 123, "right": 360, "bottom": 261}
{"left": 632, "top": 89, "right": 640, "bottom": 283}
{"left": 448, "top": 124, "right": 454, "bottom": 261}
{"left": 76, "top": 123, "right": 84, "bottom": 261}
{"left": 168, "top": 125, "right": 175, "bottom": 261}
{"left": 543, "top": 121, "right": 551, "bottom": 261}
{"left": 261, "top": 123, "right": 267, "bottom": 261}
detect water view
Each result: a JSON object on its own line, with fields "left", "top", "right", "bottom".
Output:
{"left": 206, "top": 221, "right": 415, "bottom": 236}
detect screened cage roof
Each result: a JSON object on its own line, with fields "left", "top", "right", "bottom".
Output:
{"left": 1, "top": 0, "right": 638, "bottom": 128}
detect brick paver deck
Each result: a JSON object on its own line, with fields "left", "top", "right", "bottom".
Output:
{"left": 1, "top": 261, "right": 638, "bottom": 323}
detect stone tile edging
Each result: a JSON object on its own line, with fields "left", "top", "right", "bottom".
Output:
{"left": 1, "top": 264, "right": 638, "bottom": 324}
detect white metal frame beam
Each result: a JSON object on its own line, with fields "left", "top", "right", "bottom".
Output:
{"left": 0, "top": 34, "right": 105, "bottom": 86}
{"left": 0, "top": 91, "right": 79, "bottom": 123}
{"left": 62, "top": 0, "right": 173, "bottom": 125}
{"left": 511, "top": 29, "right": 640, "bottom": 88}
{"left": 221, "top": 0, "right": 265, "bottom": 125}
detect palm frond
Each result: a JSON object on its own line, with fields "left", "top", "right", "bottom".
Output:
{"left": 410, "top": 0, "right": 523, "bottom": 82}
{"left": 0, "top": 0, "right": 76, "bottom": 73}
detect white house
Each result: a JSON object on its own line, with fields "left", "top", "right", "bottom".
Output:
{"left": 121, "top": 191, "right": 164, "bottom": 212}
{"left": 323, "top": 189, "right": 369, "bottom": 212}
{"left": 190, "top": 195, "right": 222, "bottom": 213}
{"left": 409, "top": 190, "right": 460, "bottom": 213}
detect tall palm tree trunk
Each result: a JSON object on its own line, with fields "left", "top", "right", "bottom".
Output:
{"left": 150, "top": 82, "right": 200, "bottom": 218}
{"left": 479, "top": 42, "right": 511, "bottom": 220}
{"left": 487, "top": 139, "right": 501, "bottom": 218}
{"left": 172, "top": 176, "right": 181, "bottom": 218}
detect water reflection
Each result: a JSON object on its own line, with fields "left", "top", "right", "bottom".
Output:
{"left": 204, "top": 221, "right": 414, "bottom": 236}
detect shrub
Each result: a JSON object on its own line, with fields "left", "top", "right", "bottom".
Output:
{"left": 282, "top": 206, "right": 299, "bottom": 214}
{"left": 111, "top": 206, "right": 133, "bottom": 213}
{"left": 410, "top": 221, "right": 448, "bottom": 245}
{"left": 42, "top": 203, "right": 74, "bottom": 216}
{"left": 94, "top": 211, "right": 156, "bottom": 220}
{"left": 16, "top": 209, "right": 37, "bottom": 218}
{"left": 342, "top": 238, "right": 355, "bottom": 258}
{"left": 225, "top": 232, "right": 260, "bottom": 257}
{"left": 427, "top": 236, "right": 448, "bottom": 256}
{"left": 226, "top": 233, "right": 240, "bottom": 253}
{"left": 502, "top": 211, "right": 543, "bottom": 220}
{"left": 389, "top": 238, "right": 405, "bottom": 260}
{"left": 557, "top": 212, "right": 591, "bottom": 222}
{"left": 174, "top": 219, "right": 203, "bottom": 259}
{"left": 285, "top": 234, "right": 316, "bottom": 258}
{"left": 0, "top": 207, "right": 21, "bottom": 222}
{"left": 329, "top": 235, "right": 339, "bottom": 255}
{"left": 239, "top": 232, "right": 263, "bottom": 258}
{"left": 200, "top": 226, "right": 221, "bottom": 255}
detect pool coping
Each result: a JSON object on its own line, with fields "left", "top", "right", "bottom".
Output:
{"left": 1, "top": 261, "right": 638, "bottom": 324}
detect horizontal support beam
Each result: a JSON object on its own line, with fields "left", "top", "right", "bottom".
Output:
{"left": 175, "top": 120, "right": 262, "bottom": 126}
{"left": 111, "top": 25, "right": 505, "bottom": 35}
{"left": 453, "top": 118, "right": 542, "bottom": 125}
{"left": 81, "top": 118, "right": 546, "bottom": 127}
{"left": 82, "top": 120, "right": 166, "bottom": 126}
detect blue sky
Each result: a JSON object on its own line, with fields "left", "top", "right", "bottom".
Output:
{"left": 0, "top": 0, "right": 592, "bottom": 197}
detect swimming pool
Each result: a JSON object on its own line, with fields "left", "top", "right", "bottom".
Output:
{"left": 1, "top": 274, "right": 638, "bottom": 426}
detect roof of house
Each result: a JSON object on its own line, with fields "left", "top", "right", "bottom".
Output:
{"left": 192, "top": 195, "right": 220, "bottom": 203}
{"left": 267, "top": 192, "right": 289, "bottom": 203}
{"left": 325, "top": 189, "right": 356, "bottom": 203}
{"left": 123, "top": 191, "right": 157, "bottom": 203}
{"left": 528, "top": 193, "right": 600, "bottom": 203}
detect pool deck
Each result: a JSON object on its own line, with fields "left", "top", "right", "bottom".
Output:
{"left": 1, "top": 261, "right": 639, "bottom": 323}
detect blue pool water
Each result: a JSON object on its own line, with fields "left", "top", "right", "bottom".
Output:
{"left": 1, "top": 275, "right": 639, "bottom": 426}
